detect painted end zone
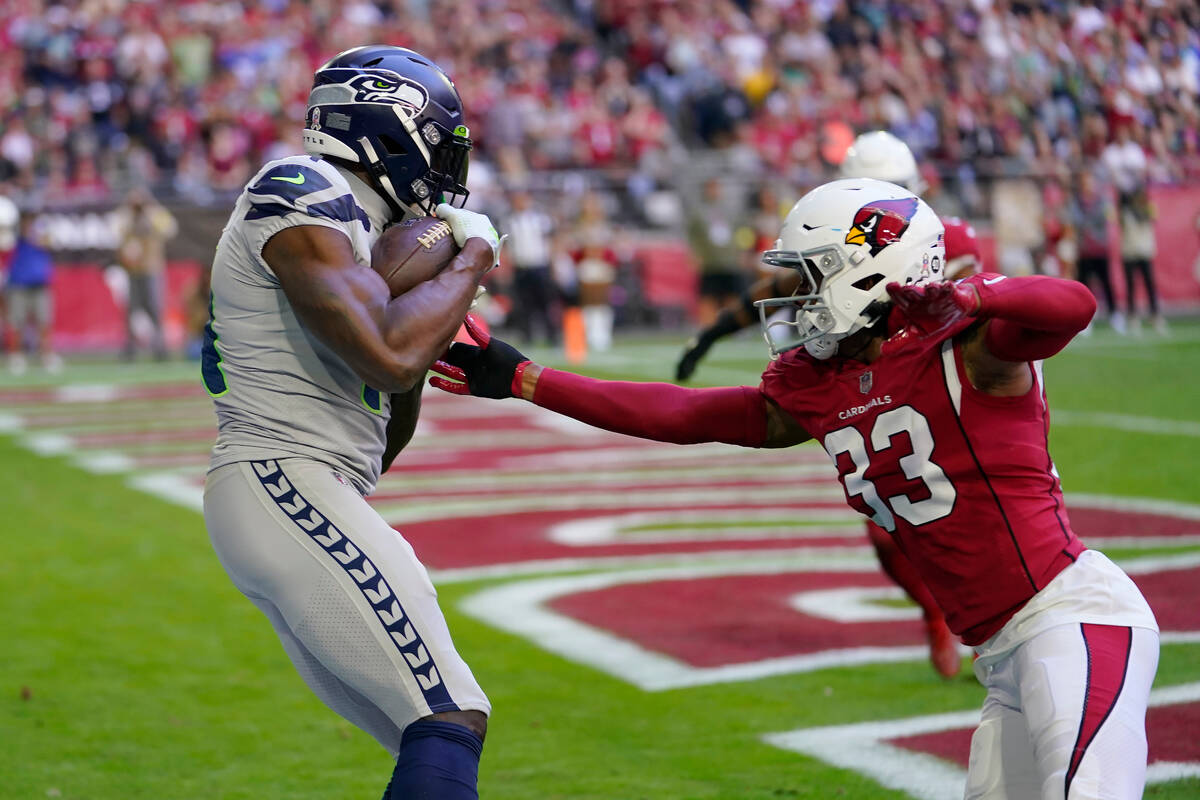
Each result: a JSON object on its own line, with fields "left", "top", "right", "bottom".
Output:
{"left": 764, "top": 683, "right": 1200, "bottom": 800}
{"left": 888, "top": 699, "right": 1200, "bottom": 767}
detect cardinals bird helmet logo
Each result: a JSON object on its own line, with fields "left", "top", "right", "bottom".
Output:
{"left": 845, "top": 197, "right": 919, "bottom": 256}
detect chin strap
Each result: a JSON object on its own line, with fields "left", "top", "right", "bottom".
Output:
{"left": 357, "top": 135, "right": 409, "bottom": 212}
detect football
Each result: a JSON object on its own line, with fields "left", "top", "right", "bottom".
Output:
{"left": 370, "top": 216, "right": 460, "bottom": 297}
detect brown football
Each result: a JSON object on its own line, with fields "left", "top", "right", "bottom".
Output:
{"left": 371, "top": 216, "right": 460, "bottom": 297}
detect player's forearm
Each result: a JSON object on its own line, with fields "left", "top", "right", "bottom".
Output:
{"left": 381, "top": 382, "right": 423, "bottom": 472}
{"left": 379, "top": 240, "right": 493, "bottom": 389}
{"left": 974, "top": 276, "right": 1097, "bottom": 361}
{"left": 519, "top": 365, "right": 769, "bottom": 447}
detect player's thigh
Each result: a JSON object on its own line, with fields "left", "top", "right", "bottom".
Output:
{"left": 965, "top": 666, "right": 1039, "bottom": 800}
{"left": 203, "top": 459, "right": 490, "bottom": 727}
{"left": 247, "top": 593, "right": 407, "bottom": 755}
{"left": 1014, "top": 623, "right": 1158, "bottom": 799}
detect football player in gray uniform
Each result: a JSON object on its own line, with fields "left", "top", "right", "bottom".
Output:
{"left": 201, "top": 45, "right": 499, "bottom": 800}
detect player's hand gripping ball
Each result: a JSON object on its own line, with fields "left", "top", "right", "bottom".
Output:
{"left": 371, "top": 216, "right": 461, "bottom": 297}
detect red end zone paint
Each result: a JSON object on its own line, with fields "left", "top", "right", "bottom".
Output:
{"left": 887, "top": 701, "right": 1200, "bottom": 768}
{"left": 398, "top": 506, "right": 1200, "bottom": 572}
{"left": 399, "top": 506, "right": 859, "bottom": 569}
{"left": 541, "top": 565, "right": 1196, "bottom": 668}
{"left": 550, "top": 571, "right": 923, "bottom": 666}
{"left": 1069, "top": 507, "right": 1200, "bottom": 538}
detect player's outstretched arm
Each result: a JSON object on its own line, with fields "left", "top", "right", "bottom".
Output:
{"left": 264, "top": 224, "right": 494, "bottom": 393}
{"left": 432, "top": 317, "right": 809, "bottom": 448}
{"left": 675, "top": 270, "right": 804, "bottom": 381}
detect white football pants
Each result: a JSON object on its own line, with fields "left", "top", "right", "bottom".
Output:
{"left": 965, "top": 623, "right": 1159, "bottom": 799}
{"left": 204, "top": 458, "right": 490, "bottom": 757}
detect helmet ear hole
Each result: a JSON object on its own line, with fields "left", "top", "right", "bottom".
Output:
{"left": 852, "top": 273, "right": 886, "bottom": 292}
{"left": 377, "top": 133, "right": 410, "bottom": 157}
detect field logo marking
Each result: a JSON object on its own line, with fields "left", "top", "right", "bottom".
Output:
{"left": 762, "top": 681, "right": 1200, "bottom": 800}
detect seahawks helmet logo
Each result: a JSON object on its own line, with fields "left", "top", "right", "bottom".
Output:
{"left": 308, "top": 70, "right": 429, "bottom": 119}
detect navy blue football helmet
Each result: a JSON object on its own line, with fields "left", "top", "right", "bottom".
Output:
{"left": 303, "top": 45, "right": 471, "bottom": 214}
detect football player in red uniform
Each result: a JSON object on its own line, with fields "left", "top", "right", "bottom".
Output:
{"left": 675, "top": 132, "right": 984, "bottom": 678}
{"left": 432, "top": 178, "right": 1160, "bottom": 799}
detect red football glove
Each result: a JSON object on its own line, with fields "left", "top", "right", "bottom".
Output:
{"left": 885, "top": 281, "right": 980, "bottom": 334}
{"left": 429, "top": 314, "right": 532, "bottom": 399}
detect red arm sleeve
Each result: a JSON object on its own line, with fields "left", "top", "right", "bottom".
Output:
{"left": 530, "top": 368, "right": 769, "bottom": 447}
{"left": 973, "top": 275, "right": 1097, "bottom": 361}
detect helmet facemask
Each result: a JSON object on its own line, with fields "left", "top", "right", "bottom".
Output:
{"left": 756, "top": 245, "right": 892, "bottom": 359}
{"left": 359, "top": 113, "right": 472, "bottom": 214}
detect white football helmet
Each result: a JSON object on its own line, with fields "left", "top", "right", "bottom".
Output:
{"left": 840, "top": 131, "right": 925, "bottom": 194}
{"left": 756, "top": 178, "right": 945, "bottom": 359}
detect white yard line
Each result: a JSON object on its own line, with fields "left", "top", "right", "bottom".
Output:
{"left": 1065, "top": 493, "right": 1200, "bottom": 521}
{"left": 375, "top": 460, "right": 829, "bottom": 492}
{"left": 1055, "top": 410, "right": 1200, "bottom": 438}
{"left": 547, "top": 508, "right": 861, "bottom": 545}
{"left": 54, "top": 383, "right": 120, "bottom": 403}
{"left": 372, "top": 484, "right": 848, "bottom": 525}
{"left": 430, "top": 546, "right": 877, "bottom": 584}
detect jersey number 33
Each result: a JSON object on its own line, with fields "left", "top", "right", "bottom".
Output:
{"left": 824, "top": 405, "right": 957, "bottom": 532}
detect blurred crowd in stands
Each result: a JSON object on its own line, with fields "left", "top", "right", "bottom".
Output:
{"left": 0, "top": 0, "right": 1196, "bottom": 357}
{"left": 0, "top": 0, "right": 1196, "bottom": 206}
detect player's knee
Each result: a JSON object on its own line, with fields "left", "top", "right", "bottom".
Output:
{"left": 426, "top": 709, "right": 488, "bottom": 742}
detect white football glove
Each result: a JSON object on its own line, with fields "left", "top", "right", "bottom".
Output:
{"left": 435, "top": 203, "right": 505, "bottom": 270}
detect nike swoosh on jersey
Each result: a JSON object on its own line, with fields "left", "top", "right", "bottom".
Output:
{"left": 983, "top": 276, "right": 1006, "bottom": 285}
{"left": 248, "top": 164, "right": 332, "bottom": 197}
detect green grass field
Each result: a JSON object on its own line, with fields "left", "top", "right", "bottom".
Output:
{"left": 2, "top": 320, "right": 1199, "bottom": 799}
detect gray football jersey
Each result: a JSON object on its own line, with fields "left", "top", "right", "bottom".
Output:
{"left": 203, "top": 155, "right": 394, "bottom": 494}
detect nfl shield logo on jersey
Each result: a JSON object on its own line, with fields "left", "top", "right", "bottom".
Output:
{"left": 859, "top": 371, "right": 873, "bottom": 394}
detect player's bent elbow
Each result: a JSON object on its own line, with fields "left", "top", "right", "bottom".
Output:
{"left": 356, "top": 357, "right": 424, "bottom": 394}
{"left": 382, "top": 365, "right": 425, "bottom": 394}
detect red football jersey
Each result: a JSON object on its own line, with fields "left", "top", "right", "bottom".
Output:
{"left": 760, "top": 276, "right": 1084, "bottom": 644}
